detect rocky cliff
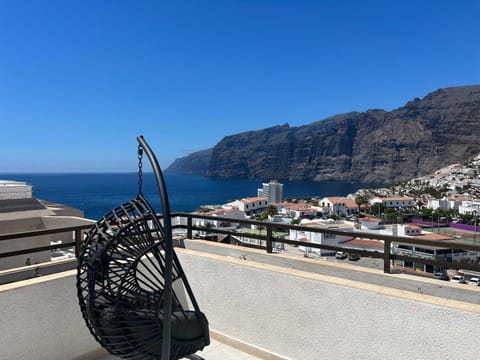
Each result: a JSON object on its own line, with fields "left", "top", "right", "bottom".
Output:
{"left": 166, "top": 148, "right": 213, "bottom": 175}
{"left": 166, "top": 85, "right": 480, "bottom": 184}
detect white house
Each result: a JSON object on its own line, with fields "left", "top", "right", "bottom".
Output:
{"left": 289, "top": 219, "right": 354, "bottom": 255}
{"left": 358, "top": 216, "right": 383, "bottom": 230}
{"left": 276, "top": 202, "right": 317, "bottom": 219}
{"left": 227, "top": 197, "right": 268, "bottom": 216}
{"left": 396, "top": 224, "right": 422, "bottom": 237}
{"left": 458, "top": 200, "right": 480, "bottom": 215}
{"left": 319, "top": 197, "right": 350, "bottom": 216}
{"left": 427, "top": 196, "right": 466, "bottom": 211}
{"left": 370, "top": 196, "right": 414, "bottom": 209}
{"left": 190, "top": 207, "right": 245, "bottom": 229}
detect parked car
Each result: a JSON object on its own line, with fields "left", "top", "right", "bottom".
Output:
{"left": 348, "top": 253, "right": 360, "bottom": 261}
{"left": 335, "top": 251, "right": 347, "bottom": 259}
{"left": 467, "top": 277, "right": 480, "bottom": 286}
{"left": 450, "top": 275, "right": 466, "bottom": 284}
{"left": 433, "top": 272, "right": 450, "bottom": 281}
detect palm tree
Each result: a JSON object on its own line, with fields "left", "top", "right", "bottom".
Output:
{"left": 266, "top": 205, "right": 278, "bottom": 217}
{"left": 355, "top": 194, "right": 371, "bottom": 216}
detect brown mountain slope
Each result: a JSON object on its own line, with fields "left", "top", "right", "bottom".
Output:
{"left": 167, "top": 85, "right": 480, "bottom": 184}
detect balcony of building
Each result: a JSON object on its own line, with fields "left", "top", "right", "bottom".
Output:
{"left": 1, "top": 214, "right": 480, "bottom": 360}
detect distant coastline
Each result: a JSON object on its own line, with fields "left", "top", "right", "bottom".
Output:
{"left": 0, "top": 173, "right": 380, "bottom": 220}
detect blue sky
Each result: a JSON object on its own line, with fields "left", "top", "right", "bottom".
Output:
{"left": 1, "top": 0, "right": 479, "bottom": 172}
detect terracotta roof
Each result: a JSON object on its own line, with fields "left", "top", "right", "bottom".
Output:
{"left": 344, "top": 199, "right": 358, "bottom": 208}
{"left": 381, "top": 196, "right": 414, "bottom": 201}
{"left": 342, "top": 238, "right": 384, "bottom": 248}
{"left": 325, "top": 196, "right": 346, "bottom": 204}
{"left": 285, "top": 203, "right": 314, "bottom": 211}
{"left": 413, "top": 233, "right": 454, "bottom": 241}
{"left": 239, "top": 196, "right": 268, "bottom": 204}
{"left": 360, "top": 216, "right": 381, "bottom": 223}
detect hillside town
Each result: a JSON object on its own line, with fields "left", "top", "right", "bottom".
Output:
{"left": 186, "top": 157, "right": 480, "bottom": 280}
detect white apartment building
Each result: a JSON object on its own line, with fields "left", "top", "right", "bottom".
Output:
{"left": 257, "top": 180, "right": 283, "bottom": 204}
{"left": 290, "top": 219, "right": 354, "bottom": 256}
{"left": 370, "top": 196, "right": 415, "bottom": 209}
{"left": 227, "top": 197, "right": 268, "bottom": 216}
{"left": 458, "top": 201, "right": 480, "bottom": 215}
{"left": 427, "top": 197, "right": 466, "bottom": 211}
{"left": 0, "top": 180, "right": 33, "bottom": 200}
{"left": 190, "top": 207, "right": 245, "bottom": 229}
{"left": 0, "top": 180, "right": 91, "bottom": 271}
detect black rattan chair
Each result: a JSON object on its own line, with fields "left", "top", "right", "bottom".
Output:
{"left": 77, "top": 136, "right": 210, "bottom": 360}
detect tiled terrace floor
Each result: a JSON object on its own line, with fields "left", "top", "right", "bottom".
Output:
{"left": 100, "top": 338, "right": 263, "bottom": 360}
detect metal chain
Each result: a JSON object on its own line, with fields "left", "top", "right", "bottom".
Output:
{"left": 137, "top": 146, "right": 143, "bottom": 196}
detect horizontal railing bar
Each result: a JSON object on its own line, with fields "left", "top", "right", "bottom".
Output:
{"left": 0, "top": 224, "right": 92, "bottom": 242}
{"left": 173, "top": 212, "right": 480, "bottom": 252}
{"left": 0, "top": 242, "right": 76, "bottom": 259}
{"left": 2, "top": 212, "right": 480, "bottom": 275}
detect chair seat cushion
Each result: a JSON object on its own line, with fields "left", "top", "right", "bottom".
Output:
{"left": 171, "top": 311, "right": 207, "bottom": 341}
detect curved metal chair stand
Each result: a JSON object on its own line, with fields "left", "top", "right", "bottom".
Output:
{"left": 77, "top": 136, "right": 210, "bottom": 360}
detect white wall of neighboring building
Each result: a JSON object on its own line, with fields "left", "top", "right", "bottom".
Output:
{"left": 257, "top": 180, "right": 283, "bottom": 204}
{"left": 458, "top": 201, "right": 480, "bottom": 215}
{"left": 427, "top": 198, "right": 447, "bottom": 211}
{"left": 319, "top": 197, "right": 348, "bottom": 216}
{"left": 289, "top": 220, "right": 353, "bottom": 255}
{"left": 396, "top": 224, "right": 422, "bottom": 237}
{"left": 359, "top": 217, "right": 383, "bottom": 230}
{"left": 371, "top": 196, "right": 415, "bottom": 209}
{"left": 227, "top": 197, "right": 268, "bottom": 216}
{"left": 191, "top": 208, "right": 246, "bottom": 231}
{"left": 0, "top": 180, "right": 32, "bottom": 200}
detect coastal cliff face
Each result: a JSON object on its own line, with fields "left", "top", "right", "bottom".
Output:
{"left": 166, "top": 148, "right": 213, "bottom": 175}
{"left": 166, "top": 85, "right": 480, "bottom": 184}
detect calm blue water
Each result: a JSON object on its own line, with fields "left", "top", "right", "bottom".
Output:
{"left": 0, "top": 173, "right": 380, "bottom": 220}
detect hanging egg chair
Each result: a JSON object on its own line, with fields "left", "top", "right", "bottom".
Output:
{"left": 77, "top": 136, "right": 209, "bottom": 360}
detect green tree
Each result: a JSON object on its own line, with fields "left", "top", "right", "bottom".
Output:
{"left": 260, "top": 204, "right": 278, "bottom": 220}
{"left": 355, "top": 193, "right": 371, "bottom": 215}
{"left": 370, "top": 202, "right": 385, "bottom": 217}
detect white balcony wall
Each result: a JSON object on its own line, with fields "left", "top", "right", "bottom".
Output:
{"left": 1, "top": 243, "right": 480, "bottom": 360}
{"left": 0, "top": 271, "right": 101, "bottom": 360}
{"left": 177, "top": 244, "right": 480, "bottom": 360}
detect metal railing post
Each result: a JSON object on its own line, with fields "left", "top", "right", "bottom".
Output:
{"left": 383, "top": 239, "right": 391, "bottom": 273}
{"left": 75, "top": 229, "right": 82, "bottom": 258}
{"left": 187, "top": 216, "right": 193, "bottom": 239}
{"left": 266, "top": 225, "right": 273, "bottom": 253}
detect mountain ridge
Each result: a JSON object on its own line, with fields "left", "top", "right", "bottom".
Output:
{"left": 166, "top": 85, "right": 480, "bottom": 184}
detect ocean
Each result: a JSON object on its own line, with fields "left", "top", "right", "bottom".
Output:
{"left": 0, "top": 173, "right": 380, "bottom": 220}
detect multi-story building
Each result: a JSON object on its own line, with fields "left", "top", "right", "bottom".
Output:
{"left": 0, "top": 179, "right": 93, "bottom": 270}
{"left": 290, "top": 219, "right": 354, "bottom": 255}
{"left": 257, "top": 180, "right": 283, "bottom": 204}
{"left": 458, "top": 200, "right": 480, "bottom": 215}
{"left": 370, "top": 196, "right": 415, "bottom": 209}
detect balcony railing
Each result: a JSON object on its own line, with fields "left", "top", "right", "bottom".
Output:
{"left": 0, "top": 224, "right": 92, "bottom": 260}
{"left": 2, "top": 213, "right": 480, "bottom": 275}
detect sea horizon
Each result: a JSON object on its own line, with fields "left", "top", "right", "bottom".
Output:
{"left": 0, "top": 173, "right": 382, "bottom": 220}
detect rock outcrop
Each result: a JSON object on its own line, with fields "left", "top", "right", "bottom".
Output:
{"left": 166, "top": 85, "right": 480, "bottom": 184}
